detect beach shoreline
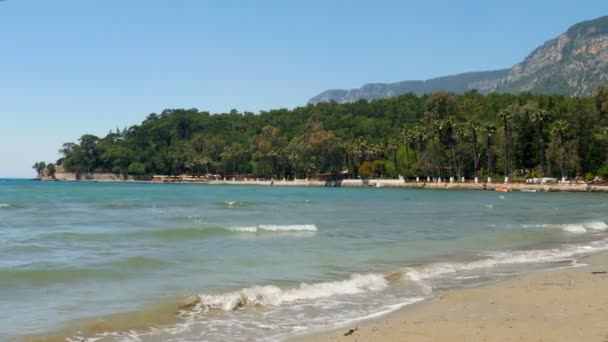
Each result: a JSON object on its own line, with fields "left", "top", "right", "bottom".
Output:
{"left": 288, "top": 252, "right": 608, "bottom": 342}
{"left": 36, "top": 173, "right": 608, "bottom": 192}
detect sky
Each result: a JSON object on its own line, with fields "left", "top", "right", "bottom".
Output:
{"left": 1, "top": 0, "right": 607, "bottom": 178}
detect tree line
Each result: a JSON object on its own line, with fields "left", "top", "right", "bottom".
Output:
{"left": 41, "top": 87, "right": 608, "bottom": 181}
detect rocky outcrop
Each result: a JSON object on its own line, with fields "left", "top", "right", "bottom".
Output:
{"left": 38, "top": 165, "right": 150, "bottom": 182}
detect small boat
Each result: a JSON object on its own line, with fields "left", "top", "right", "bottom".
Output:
{"left": 520, "top": 188, "right": 538, "bottom": 193}
{"left": 495, "top": 186, "right": 511, "bottom": 192}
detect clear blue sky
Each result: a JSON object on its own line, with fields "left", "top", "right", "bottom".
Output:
{"left": 1, "top": 0, "right": 606, "bottom": 178}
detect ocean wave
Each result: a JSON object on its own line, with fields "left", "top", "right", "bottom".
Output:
{"left": 229, "top": 224, "right": 318, "bottom": 233}
{"left": 219, "top": 200, "right": 253, "bottom": 209}
{"left": 1, "top": 257, "right": 166, "bottom": 288}
{"left": 106, "top": 256, "right": 168, "bottom": 269}
{"left": 99, "top": 202, "right": 150, "bottom": 210}
{"left": 562, "top": 224, "right": 587, "bottom": 233}
{"left": 60, "top": 238, "right": 608, "bottom": 342}
{"left": 0, "top": 267, "right": 126, "bottom": 287}
{"left": 584, "top": 221, "right": 608, "bottom": 231}
{"left": 43, "top": 225, "right": 318, "bottom": 243}
{"left": 522, "top": 220, "right": 608, "bottom": 233}
{"left": 404, "top": 238, "right": 608, "bottom": 283}
{"left": 0, "top": 202, "right": 22, "bottom": 209}
{"left": 190, "top": 273, "right": 387, "bottom": 312}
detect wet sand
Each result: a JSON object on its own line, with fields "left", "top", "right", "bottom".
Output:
{"left": 291, "top": 253, "right": 608, "bottom": 342}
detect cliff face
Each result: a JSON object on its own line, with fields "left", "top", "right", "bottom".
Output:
{"left": 497, "top": 16, "right": 608, "bottom": 96}
{"left": 309, "top": 16, "right": 608, "bottom": 104}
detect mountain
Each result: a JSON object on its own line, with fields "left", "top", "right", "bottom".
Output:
{"left": 496, "top": 16, "right": 608, "bottom": 96}
{"left": 309, "top": 69, "right": 510, "bottom": 104}
{"left": 309, "top": 16, "right": 608, "bottom": 104}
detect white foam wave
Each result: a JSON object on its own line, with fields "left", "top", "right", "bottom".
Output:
{"left": 521, "top": 221, "right": 608, "bottom": 233}
{"left": 195, "top": 273, "right": 387, "bottom": 311}
{"left": 222, "top": 200, "right": 249, "bottom": 208}
{"left": 405, "top": 238, "right": 608, "bottom": 282}
{"left": 0, "top": 203, "right": 9, "bottom": 208}
{"left": 584, "top": 221, "right": 608, "bottom": 231}
{"left": 521, "top": 223, "right": 549, "bottom": 228}
{"left": 229, "top": 224, "right": 318, "bottom": 233}
{"left": 562, "top": 224, "right": 587, "bottom": 233}
{"left": 229, "top": 226, "right": 259, "bottom": 233}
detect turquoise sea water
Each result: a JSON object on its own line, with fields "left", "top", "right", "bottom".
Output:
{"left": 1, "top": 179, "right": 608, "bottom": 341}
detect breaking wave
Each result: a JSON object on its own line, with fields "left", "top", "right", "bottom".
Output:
{"left": 43, "top": 224, "right": 318, "bottom": 242}
{"left": 404, "top": 237, "right": 608, "bottom": 283}
{"left": 229, "top": 224, "right": 318, "bottom": 233}
{"left": 219, "top": 200, "right": 253, "bottom": 209}
{"left": 191, "top": 273, "right": 388, "bottom": 311}
{"left": 522, "top": 220, "right": 608, "bottom": 234}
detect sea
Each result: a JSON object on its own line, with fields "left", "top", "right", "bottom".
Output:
{"left": 1, "top": 179, "right": 607, "bottom": 341}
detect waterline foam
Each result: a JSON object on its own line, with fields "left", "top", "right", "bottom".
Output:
{"left": 585, "top": 221, "right": 608, "bottom": 231}
{"left": 229, "top": 224, "right": 318, "bottom": 233}
{"left": 404, "top": 237, "right": 608, "bottom": 283}
{"left": 562, "top": 224, "right": 587, "bottom": 233}
{"left": 522, "top": 220, "right": 608, "bottom": 233}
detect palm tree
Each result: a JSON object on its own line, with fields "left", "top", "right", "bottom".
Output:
{"left": 595, "top": 127, "right": 608, "bottom": 167}
{"left": 483, "top": 123, "right": 496, "bottom": 176}
{"left": 443, "top": 116, "right": 456, "bottom": 177}
{"left": 400, "top": 125, "right": 414, "bottom": 166}
{"left": 385, "top": 137, "right": 399, "bottom": 167}
{"left": 497, "top": 109, "right": 513, "bottom": 177}
{"left": 220, "top": 143, "right": 246, "bottom": 176}
{"left": 551, "top": 120, "right": 570, "bottom": 179}
{"left": 531, "top": 109, "right": 551, "bottom": 177}
{"left": 594, "top": 85, "right": 608, "bottom": 118}
{"left": 467, "top": 121, "right": 482, "bottom": 177}
{"left": 432, "top": 119, "right": 445, "bottom": 177}
{"left": 412, "top": 123, "right": 426, "bottom": 157}
{"left": 453, "top": 123, "right": 468, "bottom": 179}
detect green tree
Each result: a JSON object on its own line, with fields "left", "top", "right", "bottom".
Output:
{"left": 483, "top": 123, "right": 496, "bottom": 176}
{"left": 220, "top": 143, "right": 247, "bottom": 176}
{"left": 497, "top": 107, "right": 513, "bottom": 176}
{"left": 467, "top": 121, "right": 482, "bottom": 176}
{"left": 550, "top": 120, "right": 570, "bottom": 179}
{"left": 251, "top": 126, "right": 288, "bottom": 178}
{"left": 594, "top": 85, "right": 608, "bottom": 118}
{"left": 531, "top": 108, "right": 551, "bottom": 177}
{"left": 46, "top": 163, "right": 56, "bottom": 178}
{"left": 32, "top": 161, "right": 46, "bottom": 175}
{"left": 127, "top": 162, "right": 146, "bottom": 175}
{"left": 44, "top": 91, "right": 608, "bottom": 182}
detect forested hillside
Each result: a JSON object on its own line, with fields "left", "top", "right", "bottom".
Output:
{"left": 49, "top": 87, "right": 608, "bottom": 181}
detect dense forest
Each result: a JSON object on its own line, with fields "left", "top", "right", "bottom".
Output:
{"left": 43, "top": 87, "right": 608, "bottom": 181}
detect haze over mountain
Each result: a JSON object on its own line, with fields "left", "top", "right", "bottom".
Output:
{"left": 309, "top": 16, "right": 608, "bottom": 104}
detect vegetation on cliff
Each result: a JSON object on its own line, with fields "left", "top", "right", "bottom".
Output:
{"left": 49, "top": 87, "right": 608, "bottom": 181}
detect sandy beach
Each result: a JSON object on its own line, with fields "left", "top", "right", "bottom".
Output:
{"left": 291, "top": 253, "right": 608, "bottom": 342}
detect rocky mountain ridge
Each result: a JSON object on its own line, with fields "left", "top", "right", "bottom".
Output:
{"left": 309, "top": 16, "right": 608, "bottom": 104}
